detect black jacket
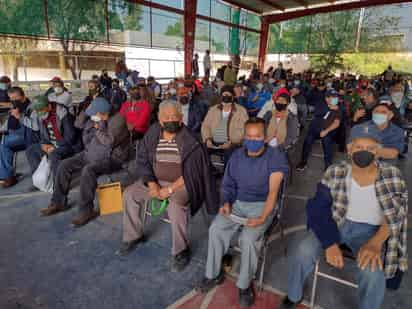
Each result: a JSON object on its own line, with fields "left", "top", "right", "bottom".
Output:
{"left": 138, "top": 123, "right": 219, "bottom": 216}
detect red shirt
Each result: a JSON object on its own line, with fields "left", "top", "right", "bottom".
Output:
{"left": 120, "top": 100, "right": 151, "bottom": 134}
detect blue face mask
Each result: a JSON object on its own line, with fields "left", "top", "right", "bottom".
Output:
{"left": 372, "top": 113, "right": 388, "bottom": 126}
{"left": 330, "top": 97, "right": 339, "bottom": 105}
{"left": 0, "top": 83, "right": 7, "bottom": 91}
{"left": 243, "top": 139, "right": 265, "bottom": 153}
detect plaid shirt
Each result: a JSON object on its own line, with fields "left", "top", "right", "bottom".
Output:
{"left": 321, "top": 161, "right": 408, "bottom": 278}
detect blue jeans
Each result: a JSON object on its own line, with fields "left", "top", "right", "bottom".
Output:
{"left": 287, "top": 220, "right": 385, "bottom": 309}
{"left": 0, "top": 128, "right": 26, "bottom": 179}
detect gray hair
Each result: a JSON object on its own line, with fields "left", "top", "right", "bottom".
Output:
{"left": 158, "top": 100, "right": 182, "bottom": 115}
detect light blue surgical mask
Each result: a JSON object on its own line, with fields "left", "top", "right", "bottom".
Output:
{"left": 330, "top": 97, "right": 339, "bottom": 105}
{"left": 0, "top": 83, "right": 7, "bottom": 91}
{"left": 372, "top": 113, "right": 388, "bottom": 126}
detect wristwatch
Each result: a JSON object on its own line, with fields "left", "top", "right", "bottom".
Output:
{"left": 168, "top": 187, "right": 174, "bottom": 195}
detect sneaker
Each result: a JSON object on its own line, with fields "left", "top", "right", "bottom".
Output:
{"left": 116, "top": 236, "right": 146, "bottom": 256}
{"left": 279, "top": 296, "right": 301, "bottom": 309}
{"left": 171, "top": 247, "right": 191, "bottom": 272}
{"left": 195, "top": 271, "right": 225, "bottom": 293}
{"left": 238, "top": 286, "right": 255, "bottom": 308}
{"left": 296, "top": 161, "right": 307, "bottom": 171}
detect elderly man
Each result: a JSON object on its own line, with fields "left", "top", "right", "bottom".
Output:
{"left": 281, "top": 125, "right": 408, "bottom": 309}
{"left": 118, "top": 101, "right": 218, "bottom": 272}
{"left": 353, "top": 103, "right": 404, "bottom": 160}
{"left": 40, "top": 97, "right": 129, "bottom": 227}
{"left": 25, "top": 95, "right": 79, "bottom": 180}
{"left": 202, "top": 85, "right": 249, "bottom": 166}
{"left": 197, "top": 117, "right": 289, "bottom": 308}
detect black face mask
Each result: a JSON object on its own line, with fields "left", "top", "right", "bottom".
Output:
{"left": 352, "top": 150, "right": 375, "bottom": 168}
{"left": 222, "top": 96, "right": 233, "bottom": 103}
{"left": 275, "top": 103, "right": 287, "bottom": 111}
{"left": 162, "top": 121, "right": 181, "bottom": 133}
{"left": 131, "top": 93, "right": 141, "bottom": 100}
{"left": 179, "top": 96, "right": 189, "bottom": 105}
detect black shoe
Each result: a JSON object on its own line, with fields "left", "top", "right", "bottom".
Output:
{"left": 116, "top": 236, "right": 146, "bottom": 256}
{"left": 195, "top": 271, "right": 225, "bottom": 293}
{"left": 296, "top": 161, "right": 307, "bottom": 171}
{"left": 238, "top": 286, "right": 255, "bottom": 308}
{"left": 279, "top": 296, "right": 301, "bottom": 309}
{"left": 171, "top": 247, "right": 191, "bottom": 272}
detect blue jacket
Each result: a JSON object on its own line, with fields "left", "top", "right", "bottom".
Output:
{"left": 187, "top": 98, "right": 208, "bottom": 133}
{"left": 306, "top": 182, "right": 340, "bottom": 249}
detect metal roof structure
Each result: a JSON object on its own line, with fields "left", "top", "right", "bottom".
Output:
{"left": 222, "top": 0, "right": 412, "bottom": 17}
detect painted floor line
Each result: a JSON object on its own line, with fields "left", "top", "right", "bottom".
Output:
{"left": 166, "top": 289, "right": 199, "bottom": 309}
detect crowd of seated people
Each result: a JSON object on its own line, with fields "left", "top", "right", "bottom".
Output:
{"left": 0, "top": 61, "right": 410, "bottom": 308}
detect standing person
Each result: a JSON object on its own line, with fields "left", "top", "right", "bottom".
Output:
{"left": 224, "top": 62, "right": 237, "bottom": 86}
{"left": 0, "top": 87, "right": 31, "bottom": 187}
{"left": 203, "top": 50, "right": 211, "bottom": 79}
{"left": 40, "top": 97, "right": 130, "bottom": 227}
{"left": 196, "top": 117, "right": 288, "bottom": 307}
{"left": 100, "top": 69, "right": 113, "bottom": 98}
{"left": 192, "top": 53, "right": 199, "bottom": 79}
{"left": 273, "top": 62, "right": 286, "bottom": 80}
{"left": 281, "top": 126, "right": 408, "bottom": 309}
{"left": 250, "top": 63, "right": 260, "bottom": 81}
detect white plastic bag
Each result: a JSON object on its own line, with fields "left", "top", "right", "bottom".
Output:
{"left": 32, "top": 156, "right": 54, "bottom": 193}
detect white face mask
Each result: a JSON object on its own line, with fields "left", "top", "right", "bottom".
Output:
{"left": 91, "top": 115, "right": 102, "bottom": 122}
{"left": 169, "top": 88, "right": 176, "bottom": 95}
{"left": 54, "top": 87, "right": 63, "bottom": 94}
{"left": 391, "top": 91, "right": 404, "bottom": 108}
{"left": 256, "top": 83, "right": 263, "bottom": 91}
{"left": 268, "top": 78, "right": 275, "bottom": 84}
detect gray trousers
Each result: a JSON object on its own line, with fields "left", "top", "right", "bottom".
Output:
{"left": 122, "top": 181, "right": 190, "bottom": 256}
{"left": 205, "top": 200, "right": 273, "bottom": 289}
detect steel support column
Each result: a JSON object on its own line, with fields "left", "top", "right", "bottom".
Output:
{"left": 258, "top": 17, "right": 269, "bottom": 72}
{"left": 184, "top": 0, "right": 197, "bottom": 77}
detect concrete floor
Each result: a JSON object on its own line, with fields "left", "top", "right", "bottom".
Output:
{"left": 0, "top": 137, "right": 411, "bottom": 309}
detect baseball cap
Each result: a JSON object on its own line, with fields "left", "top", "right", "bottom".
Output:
{"left": 326, "top": 89, "right": 339, "bottom": 97}
{"left": 378, "top": 95, "right": 393, "bottom": 105}
{"left": 349, "top": 124, "right": 382, "bottom": 144}
{"left": 86, "top": 97, "right": 111, "bottom": 116}
{"left": 50, "top": 76, "right": 62, "bottom": 83}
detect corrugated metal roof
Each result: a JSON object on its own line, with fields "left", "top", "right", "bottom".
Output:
{"left": 222, "top": 0, "right": 364, "bottom": 14}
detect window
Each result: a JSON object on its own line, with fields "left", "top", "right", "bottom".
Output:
{"left": 151, "top": 8, "right": 184, "bottom": 49}
{"left": 108, "top": 0, "right": 151, "bottom": 46}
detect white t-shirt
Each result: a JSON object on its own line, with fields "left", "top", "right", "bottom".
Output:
{"left": 346, "top": 177, "right": 384, "bottom": 226}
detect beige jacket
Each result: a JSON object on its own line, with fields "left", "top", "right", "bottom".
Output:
{"left": 201, "top": 103, "right": 248, "bottom": 145}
